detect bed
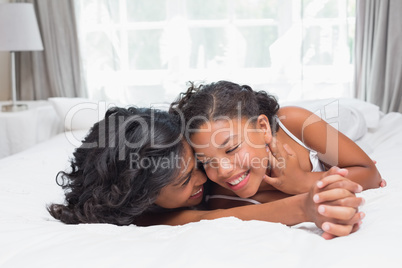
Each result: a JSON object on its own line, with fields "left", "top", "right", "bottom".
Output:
{"left": 1, "top": 98, "right": 401, "bottom": 267}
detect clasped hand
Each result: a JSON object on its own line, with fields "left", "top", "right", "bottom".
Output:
{"left": 307, "top": 167, "right": 365, "bottom": 239}
{"left": 262, "top": 140, "right": 365, "bottom": 239}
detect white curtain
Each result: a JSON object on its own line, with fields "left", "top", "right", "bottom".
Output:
{"left": 354, "top": 0, "right": 402, "bottom": 113}
{"left": 76, "top": 0, "right": 355, "bottom": 107}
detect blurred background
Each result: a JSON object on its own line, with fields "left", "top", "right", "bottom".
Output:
{"left": 76, "top": 0, "right": 356, "bottom": 106}
{"left": 0, "top": 0, "right": 356, "bottom": 107}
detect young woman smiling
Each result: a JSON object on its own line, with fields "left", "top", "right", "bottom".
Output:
{"left": 49, "top": 106, "right": 364, "bottom": 239}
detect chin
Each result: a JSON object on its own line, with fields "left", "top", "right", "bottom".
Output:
{"left": 236, "top": 187, "right": 258, "bottom": 199}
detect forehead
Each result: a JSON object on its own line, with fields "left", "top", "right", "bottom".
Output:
{"left": 181, "top": 140, "right": 193, "bottom": 159}
{"left": 190, "top": 118, "right": 253, "bottom": 147}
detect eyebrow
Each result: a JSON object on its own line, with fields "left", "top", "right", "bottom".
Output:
{"left": 218, "top": 135, "right": 238, "bottom": 148}
{"left": 173, "top": 170, "right": 192, "bottom": 186}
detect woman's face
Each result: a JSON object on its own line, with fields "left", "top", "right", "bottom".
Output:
{"left": 190, "top": 116, "right": 271, "bottom": 198}
{"left": 155, "top": 141, "right": 207, "bottom": 209}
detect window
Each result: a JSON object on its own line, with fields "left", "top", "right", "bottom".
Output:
{"left": 76, "top": 0, "right": 355, "bottom": 107}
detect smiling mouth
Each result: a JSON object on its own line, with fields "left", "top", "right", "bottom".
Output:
{"left": 190, "top": 187, "right": 203, "bottom": 197}
{"left": 227, "top": 170, "right": 250, "bottom": 186}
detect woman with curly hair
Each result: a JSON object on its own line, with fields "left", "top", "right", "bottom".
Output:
{"left": 48, "top": 106, "right": 364, "bottom": 239}
{"left": 48, "top": 106, "right": 206, "bottom": 225}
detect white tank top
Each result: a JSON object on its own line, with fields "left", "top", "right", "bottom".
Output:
{"left": 206, "top": 117, "right": 325, "bottom": 205}
{"left": 275, "top": 117, "right": 325, "bottom": 173}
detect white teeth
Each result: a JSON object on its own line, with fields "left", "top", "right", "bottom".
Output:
{"left": 228, "top": 171, "right": 249, "bottom": 186}
{"left": 191, "top": 188, "right": 202, "bottom": 196}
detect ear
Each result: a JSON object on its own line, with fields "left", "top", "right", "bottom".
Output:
{"left": 256, "top": 114, "right": 272, "bottom": 144}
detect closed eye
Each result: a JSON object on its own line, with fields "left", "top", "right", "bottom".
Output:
{"left": 226, "top": 143, "right": 242, "bottom": 154}
{"left": 182, "top": 174, "right": 191, "bottom": 186}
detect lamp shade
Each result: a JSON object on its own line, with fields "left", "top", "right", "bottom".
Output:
{"left": 0, "top": 3, "right": 43, "bottom": 51}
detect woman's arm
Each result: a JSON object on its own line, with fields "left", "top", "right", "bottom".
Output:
{"left": 276, "top": 106, "right": 382, "bottom": 191}
{"left": 140, "top": 168, "right": 364, "bottom": 238}
{"left": 143, "top": 193, "right": 308, "bottom": 226}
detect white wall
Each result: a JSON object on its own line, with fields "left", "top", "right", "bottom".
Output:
{"left": 0, "top": 0, "right": 11, "bottom": 101}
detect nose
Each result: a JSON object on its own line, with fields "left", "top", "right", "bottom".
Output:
{"left": 217, "top": 158, "right": 234, "bottom": 179}
{"left": 193, "top": 169, "right": 207, "bottom": 186}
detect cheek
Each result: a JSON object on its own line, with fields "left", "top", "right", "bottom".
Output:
{"left": 237, "top": 146, "right": 268, "bottom": 171}
{"left": 246, "top": 133, "right": 266, "bottom": 151}
{"left": 156, "top": 188, "right": 191, "bottom": 209}
{"left": 233, "top": 150, "right": 249, "bottom": 167}
{"left": 204, "top": 167, "right": 218, "bottom": 183}
{"left": 176, "top": 188, "right": 192, "bottom": 203}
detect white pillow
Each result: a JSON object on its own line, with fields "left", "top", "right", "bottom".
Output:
{"left": 337, "top": 98, "right": 380, "bottom": 129}
{"left": 48, "top": 97, "right": 120, "bottom": 131}
{"left": 281, "top": 98, "right": 379, "bottom": 141}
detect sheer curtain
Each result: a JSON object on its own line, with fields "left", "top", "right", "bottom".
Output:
{"left": 354, "top": 0, "right": 402, "bottom": 113}
{"left": 75, "top": 0, "right": 355, "bottom": 107}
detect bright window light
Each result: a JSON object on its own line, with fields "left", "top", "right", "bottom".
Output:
{"left": 76, "top": 0, "right": 356, "bottom": 107}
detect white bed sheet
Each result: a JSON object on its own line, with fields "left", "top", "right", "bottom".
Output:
{"left": 1, "top": 112, "right": 402, "bottom": 268}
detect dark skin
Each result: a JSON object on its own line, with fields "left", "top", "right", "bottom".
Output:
{"left": 139, "top": 168, "right": 364, "bottom": 239}
{"left": 263, "top": 106, "right": 382, "bottom": 194}
{"left": 137, "top": 139, "right": 364, "bottom": 238}
{"left": 188, "top": 106, "right": 382, "bottom": 238}
{"left": 198, "top": 106, "right": 382, "bottom": 210}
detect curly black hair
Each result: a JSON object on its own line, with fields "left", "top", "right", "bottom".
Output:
{"left": 170, "top": 80, "right": 280, "bottom": 134}
{"left": 47, "top": 107, "right": 184, "bottom": 225}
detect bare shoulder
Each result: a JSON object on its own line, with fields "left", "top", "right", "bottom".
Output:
{"left": 276, "top": 106, "right": 322, "bottom": 137}
{"left": 277, "top": 106, "right": 317, "bottom": 121}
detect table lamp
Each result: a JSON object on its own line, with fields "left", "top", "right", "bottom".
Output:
{"left": 0, "top": 3, "right": 44, "bottom": 112}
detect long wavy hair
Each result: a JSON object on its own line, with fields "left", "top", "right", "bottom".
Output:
{"left": 170, "top": 80, "right": 280, "bottom": 133}
{"left": 48, "top": 107, "right": 184, "bottom": 225}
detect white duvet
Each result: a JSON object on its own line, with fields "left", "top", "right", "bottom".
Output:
{"left": 1, "top": 104, "right": 402, "bottom": 267}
